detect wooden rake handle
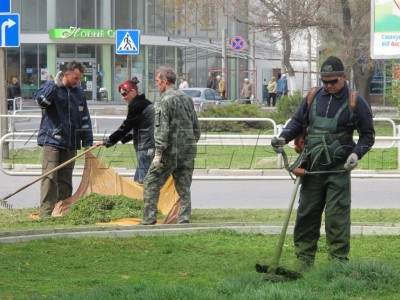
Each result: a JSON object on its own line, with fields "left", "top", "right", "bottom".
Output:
{"left": 0, "top": 145, "right": 98, "bottom": 206}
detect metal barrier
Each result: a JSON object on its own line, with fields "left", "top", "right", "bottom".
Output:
{"left": 0, "top": 115, "right": 399, "bottom": 178}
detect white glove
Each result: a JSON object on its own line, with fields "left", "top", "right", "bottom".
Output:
{"left": 153, "top": 152, "right": 163, "bottom": 171}
{"left": 55, "top": 71, "right": 63, "bottom": 87}
{"left": 344, "top": 153, "right": 358, "bottom": 171}
{"left": 271, "top": 136, "right": 286, "bottom": 154}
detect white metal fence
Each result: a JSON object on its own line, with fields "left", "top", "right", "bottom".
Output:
{"left": 1, "top": 114, "right": 400, "bottom": 178}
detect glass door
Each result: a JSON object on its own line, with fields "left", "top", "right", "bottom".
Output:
{"left": 57, "top": 59, "right": 97, "bottom": 100}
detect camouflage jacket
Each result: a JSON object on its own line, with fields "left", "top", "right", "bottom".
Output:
{"left": 155, "top": 86, "right": 200, "bottom": 158}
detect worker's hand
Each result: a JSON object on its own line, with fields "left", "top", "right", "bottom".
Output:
{"left": 95, "top": 140, "right": 105, "bottom": 147}
{"left": 344, "top": 153, "right": 358, "bottom": 171}
{"left": 271, "top": 136, "right": 286, "bottom": 154}
{"left": 55, "top": 71, "right": 63, "bottom": 87}
{"left": 153, "top": 152, "right": 163, "bottom": 171}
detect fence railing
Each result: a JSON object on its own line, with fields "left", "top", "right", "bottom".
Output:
{"left": 1, "top": 115, "right": 399, "bottom": 178}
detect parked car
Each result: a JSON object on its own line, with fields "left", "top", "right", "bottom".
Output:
{"left": 181, "top": 88, "right": 224, "bottom": 113}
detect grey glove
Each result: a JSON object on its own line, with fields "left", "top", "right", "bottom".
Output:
{"left": 55, "top": 71, "right": 63, "bottom": 87}
{"left": 344, "top": 153, "right": 358, "bottom": 171}
{"left": 271, "top": 136, "right": 286, "bottom": 154}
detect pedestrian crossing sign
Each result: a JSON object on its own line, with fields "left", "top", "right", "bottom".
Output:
{"left": 116, "top": 30, "right": 140, "bottom": 55}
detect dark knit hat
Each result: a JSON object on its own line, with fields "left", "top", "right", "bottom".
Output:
{"left": 320, "top": 56, "right": 345, "bottom": 77}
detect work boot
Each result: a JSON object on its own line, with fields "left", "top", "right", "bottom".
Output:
{"left": 139, "top": 220, "right": 156, "bottom": 225}
{"left": 293, "top": 258, "right": 314, "bottom": 274}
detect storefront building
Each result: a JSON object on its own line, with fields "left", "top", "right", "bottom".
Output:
{"left": 7, "top": 0, "right": 249, "bottom": 102}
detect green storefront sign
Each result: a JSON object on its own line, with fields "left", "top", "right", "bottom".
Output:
{"left": 49, "top": 27, "right": 115, "bottom": 39}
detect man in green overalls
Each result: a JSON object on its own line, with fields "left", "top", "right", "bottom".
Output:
{"left": 272, "top": 56, "right": 375, "bottom": 271}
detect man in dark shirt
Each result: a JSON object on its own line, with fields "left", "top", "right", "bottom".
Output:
{"left": 271, "top": 56, "right": 375, "bottom": 272}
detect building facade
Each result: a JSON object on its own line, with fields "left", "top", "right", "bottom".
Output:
{"left": 7, "top": 0, "right": 252, "bottom": 102}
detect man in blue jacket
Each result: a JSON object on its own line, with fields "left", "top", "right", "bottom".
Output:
{"left": 34, "top": 61, "right": 93, "bottom": 218}
{"left": 277, "top": 74, "right": 288, "bottom": 100}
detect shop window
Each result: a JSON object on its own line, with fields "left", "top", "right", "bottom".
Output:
{"left": 199, "top": 2, "right": 216, "bottom": 31}
{"left": 56, "top": 0, "right": 76, "bottom": 27}
{"left": 77, "top": 0, "right": 95, "bottom": 28}
{"left": 14, "top": 0, "right": 47, "bottom": 32}
{"left": 57, "top": 45, "right": 76, "bottom": 58}
{"left": 114, "top": 0, "right": 131, "bottom": 29}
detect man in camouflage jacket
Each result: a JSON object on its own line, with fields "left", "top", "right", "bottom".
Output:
{"left": 141, "top": 67, "right": 201, "bottom": 225}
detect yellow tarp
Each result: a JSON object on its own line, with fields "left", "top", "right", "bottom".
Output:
{"left": 51, "top": 152, "right": 180, "bottom": 224}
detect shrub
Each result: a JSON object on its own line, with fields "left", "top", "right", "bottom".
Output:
{"left": 198, "top": 103, "right": 273, "bottom": 132}
{"left": 270, "top": 91, "right": 304, "bottom": 124}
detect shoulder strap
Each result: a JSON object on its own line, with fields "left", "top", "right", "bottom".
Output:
{"left": 348, "top": 89, "right": 358, "bottom": 124}
{"left": 306, "top": 87, "right": 318, "bottom": 105}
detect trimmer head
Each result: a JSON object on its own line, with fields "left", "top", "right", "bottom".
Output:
{"left": 256, "top": 263, "right": 302, "bottom": 282}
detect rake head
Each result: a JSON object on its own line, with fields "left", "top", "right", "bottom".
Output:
{"left": 0, "top": 199, "right": 13, "bottom": 209}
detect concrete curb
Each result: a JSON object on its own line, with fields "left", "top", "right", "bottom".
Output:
{"left": 1, "top": 222, "right": 399, "bottom": 244}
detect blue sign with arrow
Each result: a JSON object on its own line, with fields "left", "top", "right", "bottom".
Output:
{"left": 0, "top": 0, "right": 11, "bottom": 13}
{"left": 0, "top": 14, "right": 20, "bottom": 47}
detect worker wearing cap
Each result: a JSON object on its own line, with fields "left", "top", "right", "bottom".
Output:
{"left": 271, "top": 56, "right": 375, "bottom": 271}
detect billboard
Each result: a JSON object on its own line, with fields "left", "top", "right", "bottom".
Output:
{"left": 371, "top": 0, "right": 400, "bottom": 58}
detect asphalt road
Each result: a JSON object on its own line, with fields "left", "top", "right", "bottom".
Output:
{"left": 1, "top": 171, "right": 399, "bottom": 210}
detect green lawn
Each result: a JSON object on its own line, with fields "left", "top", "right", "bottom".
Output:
{"left": 3, "top": 143, "right": 399, "bottom": 170}
{"left": 1, "top": 233, "right": 400, "bottom": 299}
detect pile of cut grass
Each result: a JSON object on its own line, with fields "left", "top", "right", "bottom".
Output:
{"left": 64, "top": 193, "right": 163, "bottom": 224}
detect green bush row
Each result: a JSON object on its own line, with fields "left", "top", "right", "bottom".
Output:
{"left": 198, "top": 92, "right": 304, "bottom": 132}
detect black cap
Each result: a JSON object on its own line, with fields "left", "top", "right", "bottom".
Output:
{"left": 320, "top": 56, "right": 345, "bottom": 77}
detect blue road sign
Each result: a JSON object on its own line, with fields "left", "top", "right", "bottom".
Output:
{"left": 116, "top": 30, "right": 140, "bottom": 55}
{"left": 231, "top": 36, "right": 246, "bottom": 52}
{"left": 0, "top": 14, "right": 19, "bottom": 47}
{"left": 0, "top": 0, "right": 11, "bottom": 13}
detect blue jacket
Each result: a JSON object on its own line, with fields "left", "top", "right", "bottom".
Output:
{"left": 277, "top": 77, "right": 288, "bottom": 93}
{"left": 34, "top": 81, "right": 93, "bottom": 150}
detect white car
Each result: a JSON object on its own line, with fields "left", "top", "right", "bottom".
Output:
{"left": 181, "top": 88, "right": 224, "bottom": 113}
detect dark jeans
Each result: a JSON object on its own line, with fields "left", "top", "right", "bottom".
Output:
{"left": 267, "top": 93, "right": 277, "bottom": 106}
{"left": 134, "top": 148, "right": 155, "bottom": 184}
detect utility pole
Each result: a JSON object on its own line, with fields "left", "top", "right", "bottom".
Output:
{"left": 0, "top": 48, "right": 9, "bottom": 159}
{"left": 222, "top": 27, "right": 226, "bottom": 78}
{"left": 307, "top": 29, "right": 312, "bottom": 90}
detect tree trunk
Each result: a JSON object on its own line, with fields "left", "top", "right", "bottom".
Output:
{"left": 352, "top": 62, "right": 375, "bottom": 106}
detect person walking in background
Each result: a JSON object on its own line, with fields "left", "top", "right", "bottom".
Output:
{"left": 271, "top": 56, "right": 375, "bottom": 272}
{"left": 240, "top": 78, "right": 253, "bottom": 104}
{"left": 34, "top": 60, "right": 93, "bottom": 218}
{"left": 7, "top": 77, "right": 21, "bottom": 110}
{"left": 267, "top": 76, "right": 277, "bottom": 107}
{"left": 206, "top": 71, "right": 218, "bottom": 91}
{"left": 217, "top": 75, "right": 226, "bottom": 99}
{"left": 179, "top": 77, "right": 189, "bottom": 90}
{"left": 96, "top": 78, "right": 155, "bottom": 184}
{"left": 141, "top": 66, "right": 201, "bottom": 225}
{"left": 277, "top": 74, "right": 288, "bottom": 100}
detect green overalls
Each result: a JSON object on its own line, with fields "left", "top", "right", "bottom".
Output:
{"left": 293, "top": 96, "right": 352, "bottom": 266}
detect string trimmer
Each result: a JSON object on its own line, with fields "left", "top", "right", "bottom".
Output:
{"left": 0, "top": 145, "right": 98, "bottom": 209}
{"left": 255, "top": 148, "right": 345, "bottom": 282}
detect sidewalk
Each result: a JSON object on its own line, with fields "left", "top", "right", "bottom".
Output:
{"left": 1, "top": 221, "right": 400, "bottom": 244}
